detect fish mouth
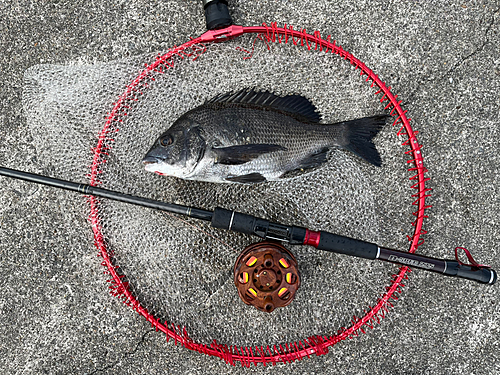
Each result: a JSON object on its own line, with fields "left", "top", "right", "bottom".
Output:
{"left": 142, "top": 156, "right": 160, "bottom": 165}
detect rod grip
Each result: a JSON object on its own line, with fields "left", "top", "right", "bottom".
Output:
{"left": 315, "top": 231, "right": 379, "bottom": 260}
{"left": 444, "top": 261, "right": 497, "bottom": 285}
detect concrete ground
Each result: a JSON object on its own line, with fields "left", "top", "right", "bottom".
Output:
{"left": 0, "top": 1, "right": 499, "bottom": 374}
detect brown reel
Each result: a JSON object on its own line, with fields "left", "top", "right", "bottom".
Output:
{"left": 233, "top": 241, "right": 300, "bottom": 313}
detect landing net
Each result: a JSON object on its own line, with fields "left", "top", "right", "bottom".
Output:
{"left": 23, "top": 24, "right": 429, "bottom": 365}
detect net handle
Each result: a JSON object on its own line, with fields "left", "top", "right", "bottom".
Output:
{"left": 202, "top": 0, "right": 232, "bottom": 30}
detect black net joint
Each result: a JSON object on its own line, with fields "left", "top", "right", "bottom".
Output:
{"left": 202, "top": 0, "right": 232, "bottom": 30}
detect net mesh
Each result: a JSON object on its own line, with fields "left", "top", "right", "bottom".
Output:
{"left": 23, "top": 26, "right": 425, "bottom": 362}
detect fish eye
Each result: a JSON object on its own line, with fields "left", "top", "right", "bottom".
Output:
{"left": 160, "top": 135, "right": 174, "bottom": 147}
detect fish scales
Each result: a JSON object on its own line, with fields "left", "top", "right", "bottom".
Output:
{"left": 189, "top": 104, "right": 341, "bottom": 174}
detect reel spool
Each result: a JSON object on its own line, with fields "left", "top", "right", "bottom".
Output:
{"left": 233, "top": 241, "right": 300, "bottom": 313}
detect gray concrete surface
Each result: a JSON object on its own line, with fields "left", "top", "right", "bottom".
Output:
{"left": 0, "top": 0, "right": 499, "bottom": 374}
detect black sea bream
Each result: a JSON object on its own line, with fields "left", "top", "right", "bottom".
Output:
{"left": 143, "top": 89, "right": 387, "bottom": 184}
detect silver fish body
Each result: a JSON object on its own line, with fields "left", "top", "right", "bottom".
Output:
{"left": 143, "top": 89, "right": 386, "bottom": 184}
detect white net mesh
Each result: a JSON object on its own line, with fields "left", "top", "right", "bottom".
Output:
{"left": 23, "top": 34, "right": 413, "bottom": 347}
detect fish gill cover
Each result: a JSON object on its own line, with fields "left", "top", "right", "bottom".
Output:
{"left": 22, "top": 35, "right": 414, "bottom": 351}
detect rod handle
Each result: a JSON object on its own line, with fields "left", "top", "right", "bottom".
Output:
{"left": 210, "top": 208, "right": 497, "bottom": 285}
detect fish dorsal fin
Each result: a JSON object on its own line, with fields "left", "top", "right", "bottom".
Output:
{"left": 206, "top": 88, "right": 321, "bottom": 123}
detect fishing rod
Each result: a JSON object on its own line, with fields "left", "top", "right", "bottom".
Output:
{"left": 0, "top": 166, "right": 496, "bottom": 285}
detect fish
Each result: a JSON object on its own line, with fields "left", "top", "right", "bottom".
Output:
{"left": 142, "top": 88, "right": 387, "bottom": 184}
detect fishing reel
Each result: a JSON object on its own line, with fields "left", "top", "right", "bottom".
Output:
{"left": 233, "top": 241, "right": 300, "bottom": 313}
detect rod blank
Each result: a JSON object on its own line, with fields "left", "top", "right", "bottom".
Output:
{"left": 0, "top": 167, "right": 213, "bottom": 221}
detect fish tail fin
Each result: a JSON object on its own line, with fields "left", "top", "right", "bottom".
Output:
{"left": 335, "top": 115, "right": 388, "bottom": 167}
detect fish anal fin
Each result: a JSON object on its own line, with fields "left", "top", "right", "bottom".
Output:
{"left": 226, "top": 173, "right": 266, "bottom": 184}
{"left": 297, "top": 147, "right": 329, "bottom": 169}
{"left": 281, "top": 148, "right": 329, "bottom": 178}
{"left": 213, "top": 144, "right": 287, "bottom": 165}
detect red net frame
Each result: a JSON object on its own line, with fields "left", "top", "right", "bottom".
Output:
{"left": 88, "top": 23, "right": 430, "bottom": 366}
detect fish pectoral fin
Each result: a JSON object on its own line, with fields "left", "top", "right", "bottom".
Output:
{"left": 213, "top": 144, "right": 287, "bottom": 165}
{"left": 225, "top": 173, "right": 267, "bottom": 184}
